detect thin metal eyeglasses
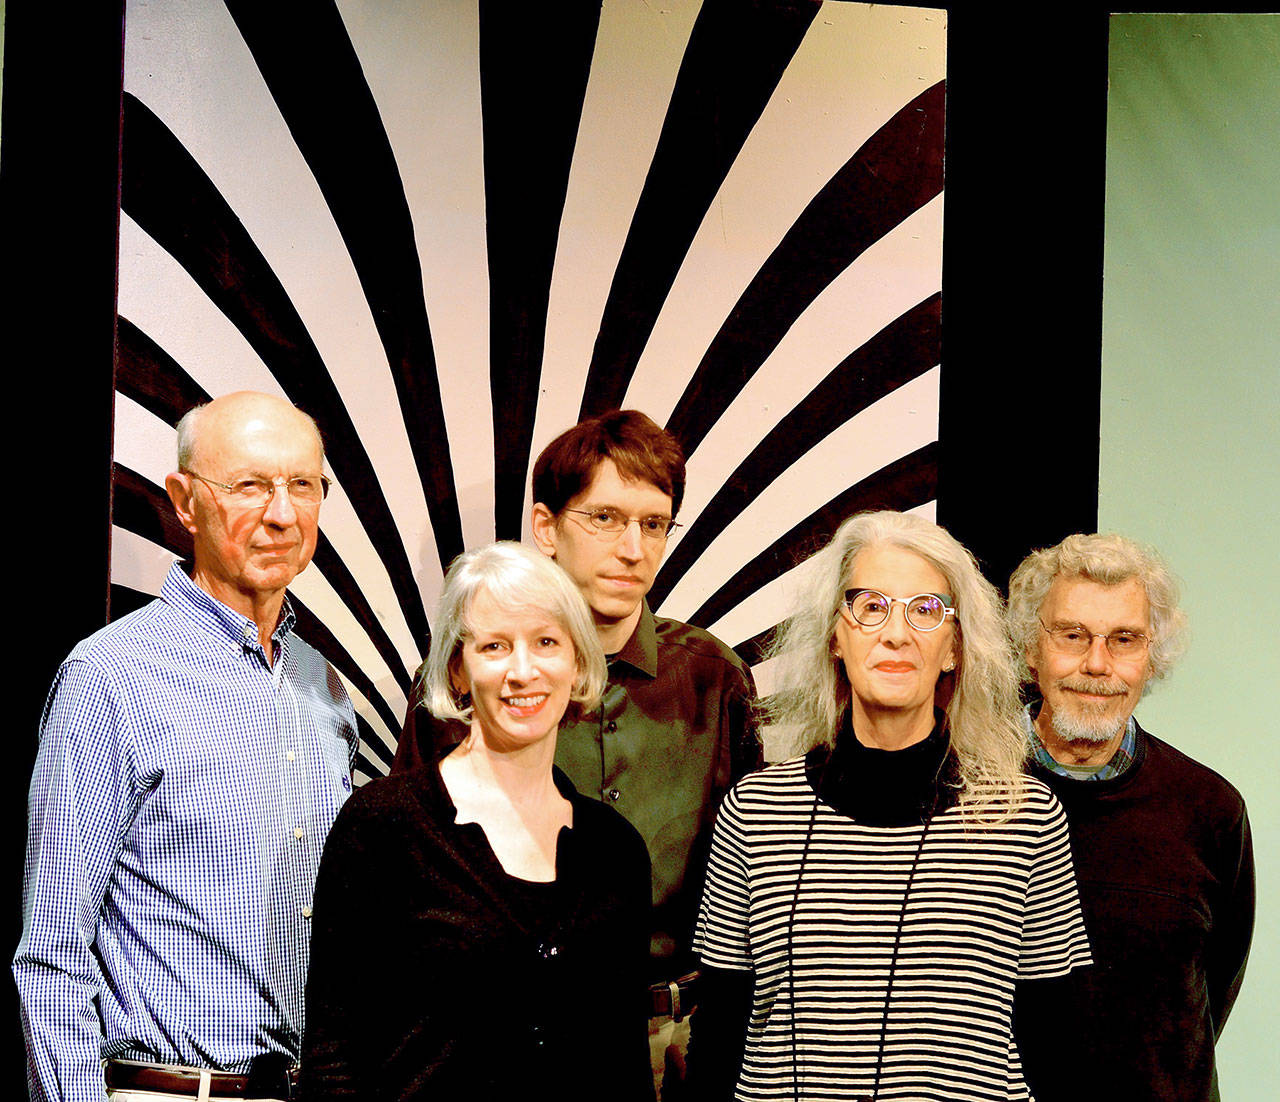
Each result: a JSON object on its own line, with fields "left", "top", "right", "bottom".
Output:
{"left": 562, "top": 506, "right": 682, "bottom": 540}
{"left": 1038, "top": 618, "right": 1149, "bottom": 658}
{"left": 185, "top": 470, "right": 331, "bottom": 507}
{"left": 841, "top": 589, "right": 956, "bottom": 632}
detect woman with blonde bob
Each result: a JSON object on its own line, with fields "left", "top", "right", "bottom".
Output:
{"left": 687, "top": 511, "right": 1090, "bottom": 1102}
{"left": 302, "top": 542, "right": 654, "bottom": 1101}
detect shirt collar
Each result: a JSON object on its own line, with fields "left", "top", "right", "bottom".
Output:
{"left": 161, "top": 561, "right": 296, "bottom": 653}
{"left": 1023, "top": 702, "right": 1137, "bottom": 781}
{"left": 609, "top": 601, "right": 658, "bottom": 678}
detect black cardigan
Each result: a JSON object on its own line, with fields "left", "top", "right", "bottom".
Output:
{"left": 299, "top": 758, "right": 655, "bottom": 1101}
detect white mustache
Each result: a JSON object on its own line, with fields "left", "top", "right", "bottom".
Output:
{"left": 1059, "top": 677, "right": 1129, "bottom": 697}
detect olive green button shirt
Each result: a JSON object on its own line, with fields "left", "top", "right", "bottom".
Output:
{"left": 392, "top": 603, "right": 760, "bottom": 980}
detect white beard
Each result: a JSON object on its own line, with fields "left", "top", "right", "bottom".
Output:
{"left": 1050, "top": 707, "right": 1126, "bottom": 745}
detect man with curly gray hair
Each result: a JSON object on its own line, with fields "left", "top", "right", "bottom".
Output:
{"left": 1008, "top": 533, "right": 1253, "bottom": 1102}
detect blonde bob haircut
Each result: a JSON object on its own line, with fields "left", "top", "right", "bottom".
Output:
{"left": 1008, "top": 532, "right": 1187, "bottom": 689}
{"left": 765, "top": 510, "right": 1026, "bottom": 818}
{"left": 423, "top": 542, "right": 607, "bottom": 724}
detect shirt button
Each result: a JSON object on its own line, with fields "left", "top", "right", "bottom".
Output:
{"left": 607, "top": 788, "right": 621, "bottom": 802}
{"left": 606, "top": 721, "right": 618, "bottom": 733}
{"left": 300, "top": 905, "right": 313, "bottom": 919}
{"left": 294, "top": 827, "right": 304, "bottom": 839}
{"left": 286, "top": 751, "right": 295, "bottom": 762}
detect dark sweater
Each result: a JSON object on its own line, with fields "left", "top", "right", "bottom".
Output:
{"left": 1016, "top": 721, "right": 1254, "bottom": 1102}
{"left": 299, "top": 759, "right": 655, "bottom": 1102}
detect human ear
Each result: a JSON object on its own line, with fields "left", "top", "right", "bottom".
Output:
{"left": 164, "top": 471, "right": 199, "bottom": 536}
{"left": 529, "top": 503, "right": 559, "bottom": 559}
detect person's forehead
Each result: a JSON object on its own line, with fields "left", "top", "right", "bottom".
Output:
{"left": 572, "top": 458, "right": 670, "bottom": 510}
{"left": 200, "top": 410, "right": 322, "bottom": 473}
{"left": 846, "top": 544, "right": 948, "bottom": 593}
{"left": 1042, "top": 574, "right": 1150, "bottom": 628}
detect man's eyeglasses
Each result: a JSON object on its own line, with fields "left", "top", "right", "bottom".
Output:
{"left": 185, "top": 471, "right": 331, "bottom": 507}
{"left": 562, "top": 506, "right": 682, "bottom": 541}
{"left": 1038, "top": 618, "right": 1149, "bottom": 658}
{"left": 841, "top": 589, "right": 956, "bottom": 632}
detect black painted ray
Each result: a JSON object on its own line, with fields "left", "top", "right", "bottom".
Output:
{"left": 578, "top": 0, "right": 820, "bottom": 420}
{"left": 223, "top": 0, "right": 464, "bottom": 570}
{"left": 116, "top": 317, "right": 416, "bottom": 697}
{"left": 121, "top": 92, "right": 429, "bottom": 651}
{"left": 689, "top": 442, "right": 939, "bottom": 640}
{"left": 116, "top": 318, "right": 211, "bottom": 419}
{"left": 667, "top": 80, "right": 946, "bottom": 457}
{"left": 112, "top": 464, "right": 405, "bottom": 742}
{"left": 650, "top": 293, "right": 942, "bottom": 609}
{"left": 479, "top": 0, "right": 602, "bottom": 538}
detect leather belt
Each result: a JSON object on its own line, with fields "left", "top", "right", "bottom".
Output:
{"left": 104, "top": 1057, "right": 299, "bottom": 1099}
{"left": 649, "top": 970, "right": 700, "bottom": 1021}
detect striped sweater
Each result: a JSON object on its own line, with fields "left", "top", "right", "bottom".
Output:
{"left": 693, "top": 751, "right": 1090, "bottom": 1101}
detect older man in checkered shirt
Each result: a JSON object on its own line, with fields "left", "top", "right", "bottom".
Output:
{"left": 14, "top": 392, "right": 359, "bottom": 1102}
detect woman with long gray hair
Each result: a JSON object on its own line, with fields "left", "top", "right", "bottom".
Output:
{"left": 687, "top": 511, "right": 1091, "bottom": 1101}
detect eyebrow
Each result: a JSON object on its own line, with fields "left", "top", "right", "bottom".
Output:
{"left": 1050, "top": 619, "right": 1147, "bottom": 633}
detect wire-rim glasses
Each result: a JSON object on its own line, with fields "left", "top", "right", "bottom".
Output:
{"left": 562, "top": 506, "right": 681, "bottom": 540}
{"left": 185, "top": 470, "right": 330, "bottom": 507}
{"left": 1038, "top": 618, "right": 1149, "bottom": 658}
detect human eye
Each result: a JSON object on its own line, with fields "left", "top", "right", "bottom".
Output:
{"left": 232, "top": 478, "right": 270, "bottom": 498}
{"left": 908, "top": 596, "right": 944, "bottom": 623}
{"left": 1057, "top": 627, "right": 1087, "bottom": 644}
{"left": 861, "top": 593, "right": 890, "bottom": 614}
{"left": 639, "top": 516, "right": 670, "bottom": 536}
{"left": 1109, "top": 632, "right": 1142, "bottom": 652}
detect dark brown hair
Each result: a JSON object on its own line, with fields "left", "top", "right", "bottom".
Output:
{"left": 531, "top": 410, "right": 686, "bottom": 517}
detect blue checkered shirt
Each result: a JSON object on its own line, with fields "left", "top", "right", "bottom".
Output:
{"left": 1024, "top": 703, "right": 1138, "bottom": 781}
{"left": 13, "top": 563, "right": 358, "bottom": 1102}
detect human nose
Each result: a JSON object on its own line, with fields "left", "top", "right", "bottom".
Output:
{"left": 1080, "top": 633, "right": 1113, "bottom": 674}
{"left": 614, "top": 518, "right": 644, "bottom": 561}
{"left": 505, "top": 642, "right": 535, "bottom": 683}
{"left": 262, "top": 479, "right": 299, "bottom": 526}
{"left": 879, "top": 599, "right": 913, "bottom": 644}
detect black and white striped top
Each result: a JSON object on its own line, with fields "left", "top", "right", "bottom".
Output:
{"left": 693, "top": 757, "right": 1091, "bottom": 1101}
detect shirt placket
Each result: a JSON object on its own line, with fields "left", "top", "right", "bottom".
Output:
{"left": 272, "top": 638, "right": 314, "bottom": 1040}
{"left": 597, "top": 681, "right": 629, "bottom": 806}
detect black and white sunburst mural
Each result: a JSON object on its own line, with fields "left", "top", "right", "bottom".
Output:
{"left": 111, "top": 0, "right": 946, "bottom": 782}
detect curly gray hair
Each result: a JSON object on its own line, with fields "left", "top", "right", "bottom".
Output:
{"left": 1008, "top": 532, "right": 1187, "bottom": 690}
{"left": 422, "top": 542, "right": 607, "bottom": 724}
{"left": 764, "top": 510, "right": 1026, "bottom": 818}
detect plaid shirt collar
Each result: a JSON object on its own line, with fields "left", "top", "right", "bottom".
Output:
{"left": 1024, "top": 703, "right": 1138, "bottom": 781}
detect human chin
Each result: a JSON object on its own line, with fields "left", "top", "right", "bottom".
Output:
{"left": 1048, "top": 690, "right": 1128, "bottom": 744}
{"left": 588, "top": 580, "right": 645, "bottom": 621}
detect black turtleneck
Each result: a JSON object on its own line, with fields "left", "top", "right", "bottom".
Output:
{"left": 803, "top": 710, "right": 961, "bottom": 826}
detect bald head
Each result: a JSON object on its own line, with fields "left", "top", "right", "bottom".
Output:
{"left": 176, "top": 392, "right": 323, "bottom": 472}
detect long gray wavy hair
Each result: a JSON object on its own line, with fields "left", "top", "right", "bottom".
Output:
{"left": 764, "top": 510, "right": 1026, "bottom": 819}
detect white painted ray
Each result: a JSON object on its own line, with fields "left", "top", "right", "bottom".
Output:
{"left": 708, "top": 499, "right": 938, "bottom": 654}
{"left": 112, "top": 371, "right": 423, "bottom": 681}
{"left": 123, "top": 0, "right": 443, "bottom": 593}
{"left": 111, "top": 525, "right": 181, "bottom": 600}
{"left": 656, "top": 367, "right": 940, "bottom": 621}
{"left": 522, "top": 0, "right": 703, "bottom": 541}
{"left": 338, "top": 673, "right": 398, "bottom": 765}
{"left": 624, "top": 2, "right": 946, "bottom": 421}
{"left": 336, "top": 0, "right": 494, "bottom": 551}
{"left": 678, "top": 196, "right": 943, "bottom": 527}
